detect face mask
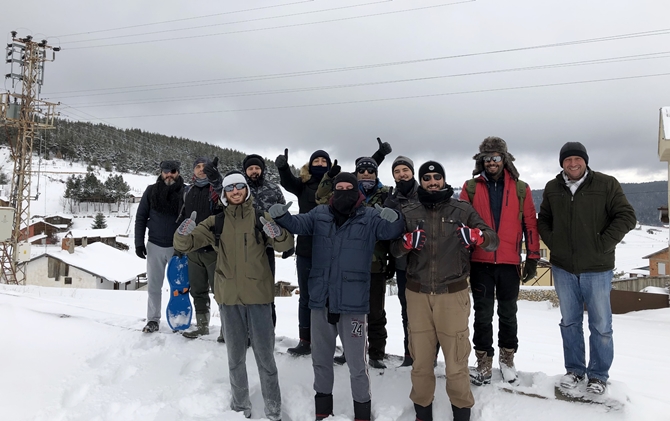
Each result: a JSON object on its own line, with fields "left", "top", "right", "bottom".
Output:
{"left": 332, "top": 189, "right": 360, "bottom": 215}
{"left": 395, "top": 179, "right": 415, "bottom": 196}
{"left": 358, "top": 179, "right": 376, "bottom": 191}
{"left": 310, "top": 165, "right": 328, "bottom": 178}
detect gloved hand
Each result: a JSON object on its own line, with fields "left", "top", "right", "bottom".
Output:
{"left": 327, "top": 159, "right": 341, "bottom": 178}
{"left": 457, "top": 223, "right": 484, "bottom": 248}
{"left": 402, "top": 222, "right": 426, "bottom": 250}
{"left": 203, "top": 157, "right": 222, "bottom": 189}
{"left": 275, "top": 148, "right": 289, "bottom": 170}
{"left": 135, "top": 244, "right": 147, "bottom": 259}
{"left": 177, "top": 211, "right": 197, "bottom": 235}
{"left": 521, "top": 259, "right": 538, "bottom": 284}
{"left": 384, "top": 258, "right": 396, "bottom": 280}
{"left": 375, "top": 204, "right": 398, "bottom": 222}
{"left": 376, "top": 137, "right": 392, "bottom": 156}
{"left": 269, "top": 201, "right": 292, "bottom": 219}
{"left": 282, "top": 247, "right": 295, "bottom": 259}
{"left": 260, "top": 216, "right": 282, "bottom": 238}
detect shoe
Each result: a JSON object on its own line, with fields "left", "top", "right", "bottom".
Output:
{"left": 399, "top": 354, "right": 413, "bottom": 367}
{"left": 217, "top": 327, "right": 225, "bottom": 343}
{"left": 353, "top": 400, "right": 371, "bottom": 421}
{"left": 315, "top": 393, "right": 333, "bottom": 421}
{"left": 369, "top": 359, "right": 386, "bottom": 369}
{"left": 333, "top": 354, "right": 346, "bottom": 365}
{"left": 142, "top": 321, "right": 159, "bottom": 333}
{"left": 287, "top": 339, "right": 311, "bottom": 356}
{"left": 182, "top": 313, "right": 210, "bottom": 339}
{"left": 414, "top": 403, "right": 432, "bottom": 421}
{"left": 559, "top": 372, "right": 585, "bottom": 389}
{"left": 470, "top": 350, "right": 492, "bottom": 386}
{"left": 586, "top": 378, "right": 607, "bottom": 395}
{"left": 451, "top": 404, "right": 471, "bottom": 421}
{"left": 499, "top": 347, "right": 518, "bottom": 383}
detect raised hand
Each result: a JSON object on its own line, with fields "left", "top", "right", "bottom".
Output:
{"left": 375, "top": 204, "right": 398, "bottom": 222}
{"left": 177, "top": 211, "right": 197, "bottom": 235}
{"left": 260, "top": 216, "right": 282, "bottom": 238}
{"left": 275, "top": 148, "right": 289, "bottom": 170}
{"left": 457, "top": 222, "right": 484, "bottom": 248}
{"left": 269, "top": 201, "right": 292, "bottom": 219}
{"left": 204, "top": 157, "right": 221, "bottom": 186}
{"left": 327, "top": 159, "right": 341, "bottom": 178}
{"left": 377, "top": 137, "right": 392, "bottom": 156}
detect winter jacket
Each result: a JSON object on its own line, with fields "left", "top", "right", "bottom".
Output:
{"left": 459, "top": 169, "right": 540, "bottom": 265}
{"left": 173, "top": 198, "right": 293, "bottom": 305}
{"left": 384, "top": 180, "right": 420, "bottom": 271}
{"left": 134, "top": 179, "right": 184, "bottom": 248}
{"left": 537, "top": 169, "right": 636, "bottom": 274}
{"left": 391, "top": 193, "right": 499, "bottom": 294}
{"left": 274, "top": 204, "right": 404, "bottom": 314}
{"left": 177, "top": 182, "right": 223, "bottom": 252}
{"left": 247, "top": 176, "right": 286, "bottom": 213}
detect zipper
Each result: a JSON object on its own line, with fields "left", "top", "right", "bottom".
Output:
{"left": 244, "top": 233, "right": 248, "bottom": 262}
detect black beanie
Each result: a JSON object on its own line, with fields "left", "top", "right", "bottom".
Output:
{"left": 418, "top": 161, "right": 445, "bottom": 180}
{"left": 392, "top": 155, "right": 414, "bottom": 175}
{"left": 355, "top": 157, "right": 378, "bottom": 173}
{"left": 333, "top": 172, "right": 358, "bottom": 188}
{"left": 309, "top": 150, "right": 332, "bottom": 168}
{"left": 243, "top": 154, "right": 265, "bottom": 172}
{"left": 559, "top": 142, "right": 589, "bottom": 166}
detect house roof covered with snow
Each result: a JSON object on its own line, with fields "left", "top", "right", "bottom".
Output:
{"left": 662, "top": 107, "right": 670, "bottom": 140}
{"left": 66, "top": 228, "right": 116, "bottom": 239}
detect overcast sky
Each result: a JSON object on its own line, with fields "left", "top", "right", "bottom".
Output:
{"left": 3, "top": 0, "right": 670, "bottom": 189}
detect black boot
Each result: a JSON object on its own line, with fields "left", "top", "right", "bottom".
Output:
{"left": 399, "top": 354, "right": 413, "bottom": 367}
{"left": 353, "top": 400, "right": 371, "bottom": 421}
{"left": 414, "top": 402, "right": 432, "bottom": 421}
{"left": 288, "top": 327, "right": 311, "bottom": 356}
{"left": 315, "top": 393, "right": 333, "bottom": 421}
{"left": 451, "top": 404, "right": 471, "bottom": 421}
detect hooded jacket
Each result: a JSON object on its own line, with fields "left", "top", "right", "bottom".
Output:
{"left": 135, "top": 176, "right": 184, "bottom": 248}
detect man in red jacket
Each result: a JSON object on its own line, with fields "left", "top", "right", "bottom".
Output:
{"left": 459, "top": 137, "right": 540, "bottom": 385}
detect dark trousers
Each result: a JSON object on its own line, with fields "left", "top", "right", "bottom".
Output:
{"left": 396, "top": 269, "right": 410, "bottom": 356}
{"left": 266, "top": 247, "right": 277, "bottom": 327}
{"left": 187, "top": 250, "right": 216, "bottom": 314}
{"left": 470, "top": 262, "right": 520, "bottom": 355}
{"left": 368, "top": 272, "right": 387, "bottom": 360}
{"left": 296, "top": 255, "right": 312, "bottom": 329}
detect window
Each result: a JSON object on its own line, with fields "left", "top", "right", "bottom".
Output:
{"left": 64, "top": 277, "right": 72, "bottom": 285}
{"left": 659, "top": 262, "right": 666, "bottom": 275}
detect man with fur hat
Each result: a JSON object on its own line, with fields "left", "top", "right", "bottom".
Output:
{"left": 392, "top": 161, "right": 498, "bottom": 421}
{"left": 538, "top": 142, "right": 635, "bottom": 395}
{"left": 269, "top": 171, "right": 403, "bottom": 421}
{"left": 459, "top": 136, "right": 540, "bottom": 385}
{"left": 135, "top": 160, "right": 185, "bottom": 333}
{"left": 174, "top": 169, "right": 293, "bottom": 420}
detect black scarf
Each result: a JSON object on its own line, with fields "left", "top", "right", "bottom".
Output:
{"left": 150, "top": 175, "right": 184, "bottom": 215}
{"left": 247, "top": 173, "right": 264, "bottom": 188}
{"left": 417, "top": 184, "right": 454, "bottom": 207}
{"left": 330, "top": 189, "right": 360, "bottom": 227}
{"left": 395, "top": 179, "right": 416, "bottom": 197}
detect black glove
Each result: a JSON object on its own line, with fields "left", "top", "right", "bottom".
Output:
{"left": 275, "top": 148, "right": 289, "bottom": 170}
{"left": 522, "top": 259, "right": 538, "bottom": 284}
{"left": 135, "top": 245, "right": 146, "bottom": 259}
{"left": 327, "top": 159, "right": 341, "bottom": 178}
{"left": 376, "top": 137, "right": 392, "bottom": 156}
{"left": 384, "top": 258, "right": 396, "bottom": 280}
{"left": 204, "top": 157, "right": 222, "bottom": 189}
{"left": 282, "top": 247, "right": 295, "bottom": 259}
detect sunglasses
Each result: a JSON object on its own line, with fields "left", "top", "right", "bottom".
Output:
{"left": 224, "top": 183, "right": 247, "bottom": 192}
{"left": 162, "top": 169, "right": 178, "bottom": 174}
{"left": 483, "top": 155, "right": 503, "bottom": 163}
{"left": 421, "top": 174, "right": 443, "bottom": 182}
{"left": 357, "top": 167, "right": 376, "bottom": 175}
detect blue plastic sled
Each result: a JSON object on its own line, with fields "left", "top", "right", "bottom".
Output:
{"left": 166, "top": 254, "right": 193, "bottom": 331}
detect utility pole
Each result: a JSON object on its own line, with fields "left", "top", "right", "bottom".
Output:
{"left": 0, "top": 31, "right": 59, "bottom": 285}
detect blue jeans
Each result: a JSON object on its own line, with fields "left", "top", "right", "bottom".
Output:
{"left": 553, "top": 266, "right": 614, "bottom": 382}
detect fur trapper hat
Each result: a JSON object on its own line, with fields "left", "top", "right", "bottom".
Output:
{"left": 472, "top": 136, "right": 519, "bottom": 180}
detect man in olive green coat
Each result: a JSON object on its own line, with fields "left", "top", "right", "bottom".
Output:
{"left": 174, "top": 170, "right": 293, "bottom": 421}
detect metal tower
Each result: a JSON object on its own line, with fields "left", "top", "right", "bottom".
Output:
{"left": 0, "top": 31, "right": 59, "bottom": 285}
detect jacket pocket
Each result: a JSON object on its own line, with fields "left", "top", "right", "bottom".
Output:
{"left": 341, "top": 270, "right": 370, "bottom": 309}
{"left": 308, "top": 268, "right": 326, "bottom": 304}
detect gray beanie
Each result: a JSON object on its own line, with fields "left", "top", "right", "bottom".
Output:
{"left": 392, "top": 155, "right": 414, "bottom": 175}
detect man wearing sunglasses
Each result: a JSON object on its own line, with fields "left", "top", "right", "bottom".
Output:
{"left": 459, "top": 136, "right": 540, "bottom": 386}
{"left": 391, "top": 161, "right": 498, "bottom": 421}
{"left": 135, "top": 160, "right": 185, "bottom": 333}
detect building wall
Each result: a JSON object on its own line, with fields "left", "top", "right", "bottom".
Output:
{"left": 26, "top": 258, "right": 98, "bottom": 288}
{"left": 648, "top": 249, "right": 669, "bottom": 276}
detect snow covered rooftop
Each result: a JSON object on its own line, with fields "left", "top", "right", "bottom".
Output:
{"left": 66, "top": 228, "right": 117, "bottom": 239}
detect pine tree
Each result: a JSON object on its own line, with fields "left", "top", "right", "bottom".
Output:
{"left": 91, "top": 212, "right": 107, "bottom": 229}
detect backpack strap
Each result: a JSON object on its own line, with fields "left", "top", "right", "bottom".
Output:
{"left": 465, "top": 179, "right": 477, "bottom": 202}
{"left": 211, "top": 211, "right": 226, "bottom": 247}
{"left": 515, "top": 179, "right": 527, "bottom": 220}
{"left": 253, "top": 209, "right": 268, "bottom": 244}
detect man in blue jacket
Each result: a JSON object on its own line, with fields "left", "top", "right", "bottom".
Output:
{"left": 269, "top": 172, "right": 403, "bottom": 421}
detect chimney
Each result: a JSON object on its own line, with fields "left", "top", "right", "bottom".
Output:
{"left": 81, "top": 236, "right": 87, "bottom": 248}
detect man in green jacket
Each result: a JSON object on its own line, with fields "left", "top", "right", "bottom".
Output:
{"left": 173, "top": 170, "right": 293, "bottom": 421}
{"left": 538, "top": 142, "right": 636, "bottom": 395}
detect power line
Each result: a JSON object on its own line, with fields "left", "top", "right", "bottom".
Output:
{"left": 59, "top": 52, "right": 670, "bottom": 108}
{"left": 63, "top": 1, "right": 476, "bottom": 50}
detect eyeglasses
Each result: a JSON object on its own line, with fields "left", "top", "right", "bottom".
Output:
{"left": 162, "top": 169, "right": 178, "bottom": 174}
{"left": 421, "top": 174, "right": 443, "bottom": 182}
{"left": 357, "top": 167, "right": 376, "bottom": 175}
{"left": 224, "top": 183, "right": 247, "bottom": 192}
{"left": 483, "top": 155, "right": 503, "bottom": 163}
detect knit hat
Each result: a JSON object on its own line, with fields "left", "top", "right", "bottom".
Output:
{"left": 559, "top": 142, "right": 589, "bottom": 166}
{"left": 472, "top": 136, "right": 519, "bottom": 180}
{"left": 333, "top": 172, "right": 359, "bottom": 188}
{"left": 192, "top": 157, "right": 212, "bottom": 169}
{"left": 243, "top": 154, "right": 265, "bottom": 172}
{"left": 309, "top": 150, "right": 332, "bottom": 168}
{"left": 392, "top": 155, "right": 414, "bottom": 175}
{"left": 160, "top": 160, "right": 180, "bottom": 172}
{"left": 355, "top": 156, "right": 378, "bottom": 174}
{"left": 221, "top": 170, "right": 250, "bottom": 206}
{"left": 418, "top": 161, "right": 445, "bottom": 180}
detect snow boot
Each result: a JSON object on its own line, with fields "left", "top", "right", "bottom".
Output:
{"left": 470, "top": 350, "right": 492, "bottom": 386}
{"left": 315, "top": 393, "right": 333, "bottom": 421}
{"left": 182, "top": 313, "right": 210, "bottom": 339}
{"left": 369, "top": 358, "right": 386, "bottom": 369}
{"left": 414, "top": 402, "right": 432, "bottom": 421}
{"left": 560, "top": 372, "right": 585, "bottom": 389}
{"left": 586, "top": 378, "right": 607, "bottom": 395}
{"left": 399, "top": 354, "right": 413, "bottom": 367}
{"left": 499, "top": 347, "right": 518, "bottom": 383}
{"left": 353, "top": 400, "right": 371, "bottom": 421}
{"left": 142, "top": 321, "right": 159, "bottom": 333}
{"left": 287, "top": 327, "right": 311, "bottom": 356}
{"left": 451, "top": 404, "right": 470, "bottom": 421}
{"left": 333, "top": 353, "right": 346, "bottom": 365}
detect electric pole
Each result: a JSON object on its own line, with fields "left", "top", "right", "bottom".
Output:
{"left": 0, "top": 31, "right": 59, "bottom": 285}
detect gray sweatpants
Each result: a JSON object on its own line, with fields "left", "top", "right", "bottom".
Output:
{"left": 146, "top": 241, "right": 174, "bottom": 323}
{"left": 220, "top": 303, "right": 281, "bottom": 421}
{"left": 311, "top": 307, "right": 371, "bottom": 403}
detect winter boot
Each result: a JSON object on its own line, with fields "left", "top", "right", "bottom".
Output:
{"left": 586, "top": 378, "right": 607, "bottom": 395}
{"left": 333, "top": 353, "right": 346, "bottom": 365}
{"left": 399, "top": 354, "right": 413, "bottom": 367}
{"left": 182, "top": 313, "right": 210, "bottom": 339}
{"left": 353, "top": 400, "right": 371, "bottom": 421}
{"left": 414, "top": 402, "right": 432, "bottom": 421}
{"left": 470, "top": 350, "right": 492, "bottom": 386}
{"left": 451, "top": 404, "right": 471, "bottom": 421}
{"left": 559, "top": 372, "right": 585, "bottom": 389}
{"left": 315, "top": 393, "right": 333, "bottom": 421}
{"left": 142, "top": 321, "right": 159, "bottom": 333}
{"left": 369, "top": 358, "right": 386, "bottom": 369}
{"left": 499, "top": 347, "right": 518, "bottom": 383}
{"left": 287, "top": 327, "right": 311, "bottom": 356}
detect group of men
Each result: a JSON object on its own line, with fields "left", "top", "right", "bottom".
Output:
{"left": 134, "top": 137, "right": 636, "bottom": 421}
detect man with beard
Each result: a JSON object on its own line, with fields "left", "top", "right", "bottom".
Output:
{"left": 135, "top": 160, "right": 185, "bottom": 333}
{"left": 269, "top": 172, "right": 403, "bottom": 421}
{"left": 391, "top": 161, "right": 498, "bottom": 421}
{"left": 459, "top": 137, "right": 540, "bottom": 385}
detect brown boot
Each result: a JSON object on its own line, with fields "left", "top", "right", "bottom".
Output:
{"left": 182, "top": 313, "right": 210, "bottom": 339}
{"left": 499, "top": 347, "right": 518, "bottom": 383}
{"left": 470, "top": 350, "right": 492, "bottom": 386}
